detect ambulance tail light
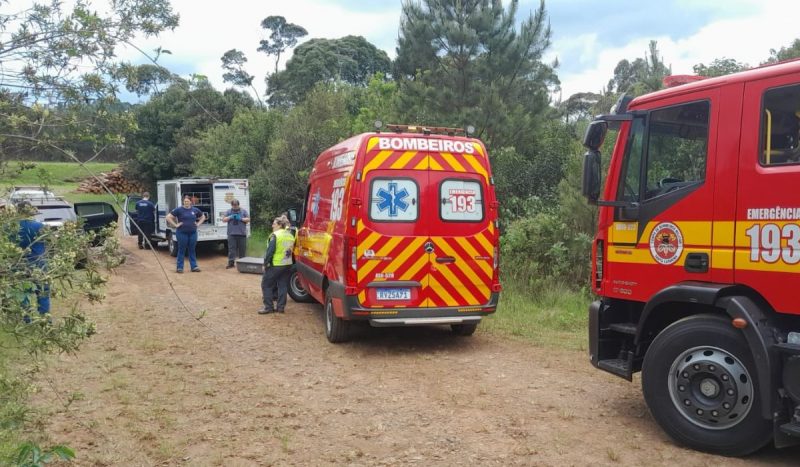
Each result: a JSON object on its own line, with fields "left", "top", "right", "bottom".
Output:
{"left": 344, "top": 235, "right": 358, "bottom": 286}
{"left": 595, "top": 240, "right": 604, "bottom": 289}
{"left": 493, "top": 246, "right": 499, "bottom": 270}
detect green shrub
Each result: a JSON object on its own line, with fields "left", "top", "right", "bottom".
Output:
{"left": 501, "top": 209, "right": 593, "bottom": 292}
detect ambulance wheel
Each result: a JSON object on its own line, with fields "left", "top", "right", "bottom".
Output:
{"left": 641, "top": 314, "right": 771, "bottom": 456}
{"left": 168, "top": 234, "right": 177, "bottom": 257}
{"left": 288, "top": 270, "right": 315, "bottom": 303}
{"left": 324, "top": 295, "right": 350, "bottom": 343}
{"left": 451, "top": 322, "right": 478, "bottom": 336}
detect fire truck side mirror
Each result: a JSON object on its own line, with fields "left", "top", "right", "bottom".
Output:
{"left": 581, "top": 150, "right": 602, "bottom": 204}
{"left": 583, "top": 120, "right": 607, "bottom": 151}
{"left": 286, "top": 208, "right": 299, "bottom": 226}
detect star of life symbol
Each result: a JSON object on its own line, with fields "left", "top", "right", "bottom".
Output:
{"left": 377, "top": 182, "right": 409, "bottom": 217}
{"left": 311, "top": 189, "right": 321, "bottom": 217}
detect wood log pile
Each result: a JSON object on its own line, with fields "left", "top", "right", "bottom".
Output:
{"left": 75, "top": 168, "right": 146, "bottom": 194}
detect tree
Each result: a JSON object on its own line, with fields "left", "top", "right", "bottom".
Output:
{"left": 762, "top": 38, "right": 800, "bottom": 65}
{"left": 693, "top": 58, "right": 748, "bottom": 77}
{"left": 393, "top": 0, "right": 557, "bottom": 148}
{"left": 560, "top": 92, "right": 602, "bottom": 125}
{"left": 254, "top": 84, "right": 355, "bottom": 218}
{"left": 267, "top": 36, "right": 391, "bottom": 107}
{"left": 193, "top": 108, "right": 282, "bottom": 179}
{"left": 258, "top": 16, "right": 308, "bottom": 75}
{"left": 220, "top": 49, "right": 263, "bottom": 107}
{"left": 606, "top": 40, "right": 670, "bottom": 96}
{"left": 126, "top": 78, "right": 254, "bottom": 183}
{"left": 0, "top": 0, "right": 179, "bottom": 165}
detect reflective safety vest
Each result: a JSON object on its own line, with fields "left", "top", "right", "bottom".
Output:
{"left": 271, "top": 228, "right": 295, "bottom": 266}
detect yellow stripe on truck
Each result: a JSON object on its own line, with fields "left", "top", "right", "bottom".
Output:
{"left": 390, "top": 151, "right": 418, "bottom": 169}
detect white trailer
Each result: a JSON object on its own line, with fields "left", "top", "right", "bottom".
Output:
{"left": 124, "top": 177, "right": 251, "bottom": 255}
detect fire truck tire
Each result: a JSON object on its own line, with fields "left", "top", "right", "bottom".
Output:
{"left": 168, "top": 233, "right": 177, "bottom": 257}
{"left": 324, "top": 295, "right": 351, "bottom": 343}
{"left": 288, "top": 270, "right": 316, "bottom": 303}
{"left": 451, "top": 322, "right": 478, "bottom": 336}
{"left": 641, "top": 314, "right": 772, "bottom": 456}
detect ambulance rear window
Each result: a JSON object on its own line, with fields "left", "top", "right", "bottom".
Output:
{"left": 440, "top": 179, "right": 484, "bottom": 222}
{"left": 369, "top": 178, "right": 418, "bottom": 222}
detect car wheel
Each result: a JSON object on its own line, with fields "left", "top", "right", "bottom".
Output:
{"left": 641, "top": 314, "right": 772, "bottom": 456}
{"left": 168, "top": 234, "right": 177, "bottom": 257}
{"left": 324, "top": 295, "right": 350, "bottom": 343}
{"left": 288, "top": 270, "right": 316, "bottom": 303}
{"left": 451, "top": 322, "right": 478, "bottom": 336}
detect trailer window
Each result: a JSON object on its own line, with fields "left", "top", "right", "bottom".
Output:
{"left": 440, "top": 179, "right": 484, "bottom": 222}
{"left": 761, "top": 84, "right": 800, "bottom": 166}
{"left": 369, "top": 178, "right": 418, "bottom": 222}
{"left": 643, "top": 101, "right": 709, "bottom": 200}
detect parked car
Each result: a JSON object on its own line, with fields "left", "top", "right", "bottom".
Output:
{"left": 7, "top": 186, "right": 118, "bottom": 233}
{"left": 8, "top": 186, "right": 58, "bottom": 202}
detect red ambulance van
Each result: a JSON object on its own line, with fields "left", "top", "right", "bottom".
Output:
{"left": 291, "top": 125, "right": 501, "bottom": 342}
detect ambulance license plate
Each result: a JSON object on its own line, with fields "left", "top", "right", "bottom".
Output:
{"left": 376, "top": 288, "right": 411, "bottom": 301}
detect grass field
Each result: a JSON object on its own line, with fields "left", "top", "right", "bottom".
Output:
{"left": 1, "top": 161, "right": 125, "bottom": 208}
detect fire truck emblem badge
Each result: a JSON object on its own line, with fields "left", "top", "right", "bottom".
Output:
{"left": 376, "top": 182, "right": 409, "bottom": 217}
{"left": 649, "top": 222, "right": 684, "bottom": 265}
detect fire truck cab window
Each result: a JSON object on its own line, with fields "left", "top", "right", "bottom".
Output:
{"left": 643, "top": 101, "right": 709, "bottom": 200}
{"left": 761, "top": 84, "right": 800, "bottom": 165}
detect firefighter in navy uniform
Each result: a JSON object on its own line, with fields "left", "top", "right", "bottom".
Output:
{"left": 258, "top": 216, "right": 295, "bottom": 314}
{"left": 135, "top": 192, "right": 156, "bottom": 249}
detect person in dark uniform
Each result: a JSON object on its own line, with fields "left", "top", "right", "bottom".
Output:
{"left": 258, "top": 216, "right": 295, "bottom": 314}
{"left": 15, "top": 200, "right": 50, "bottom": 316}
{"left": 222, "top": 199, "right": 250, "bottom": 269}
{"left": 166, "top": 196, "right": 206, "bottom": 273}
{"left": 135, "top": 191, "right": 156, "bottom": 249}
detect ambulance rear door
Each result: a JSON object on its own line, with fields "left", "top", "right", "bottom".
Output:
{"left": 357, "top": 149, "right": 429, "bottom": 309}
{"left": 425, "top": 156, "right": 495, "bottom": 308}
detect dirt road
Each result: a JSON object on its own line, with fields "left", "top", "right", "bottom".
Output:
{"left": 32, "top": 235, "right": 800, "bottom": 466}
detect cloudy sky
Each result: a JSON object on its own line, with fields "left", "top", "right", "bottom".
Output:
{"left": 122, "top": 0, "right": 799, "bottom": 101}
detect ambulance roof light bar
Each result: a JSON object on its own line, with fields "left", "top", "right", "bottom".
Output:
{"left": 380, "top": 123, "right": 474, "bottom": 137}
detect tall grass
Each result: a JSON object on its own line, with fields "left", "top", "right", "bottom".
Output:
{"left": 247, "top": 227, "right": 270, "bottom": 257}
{"left": 483, "top": 281, "right": 590, "bottom": 351}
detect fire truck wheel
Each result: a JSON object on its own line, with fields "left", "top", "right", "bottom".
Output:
{"left": 324, "top": 295, "right": 351, "bottom": 343}
{"left": 451, "top": 322, "right": 478, "bottom": 336}
{"left": 641, "top": 314, "right": 772, "bottom": 456}
{"left": 168, "top": 234, "right": 177, "bottom": 257}
{"left": 288, "top": 270, "right": 316, "bottom": 303}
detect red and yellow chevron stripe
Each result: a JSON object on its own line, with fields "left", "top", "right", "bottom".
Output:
{"left": 362, "top": 137, "right": 489, "bottom": 182}
{"left": 355, "top": 220, "right": 494, "bottom": 309}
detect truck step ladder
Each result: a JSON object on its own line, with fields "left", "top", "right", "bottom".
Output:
{"left": 597, "top": 351, "right": 637, "bottom": 380}
{"left": 779, "top": 422, "right": 800, "bottom": 438}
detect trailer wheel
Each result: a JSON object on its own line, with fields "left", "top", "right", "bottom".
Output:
{"left": 641, "top": 314, "right": 771, "bottom": 456}
{"left": 167, "top": 233, "right": 178, "bottom": 257}
{"left": 288, "top": 270, "right": 316, "bottom": 303}
{"left": 324, "top": 295, "right": 350, "bottom": 343}
{"left": 451, "top": 322, "right": 478, "bottom": 336}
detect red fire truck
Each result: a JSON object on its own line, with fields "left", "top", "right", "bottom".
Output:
{"left": 580, "top": 60, "right": 800, "bottom": 455}
{"left": 290, "top": 125, "right": 501, "bottom": 343}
